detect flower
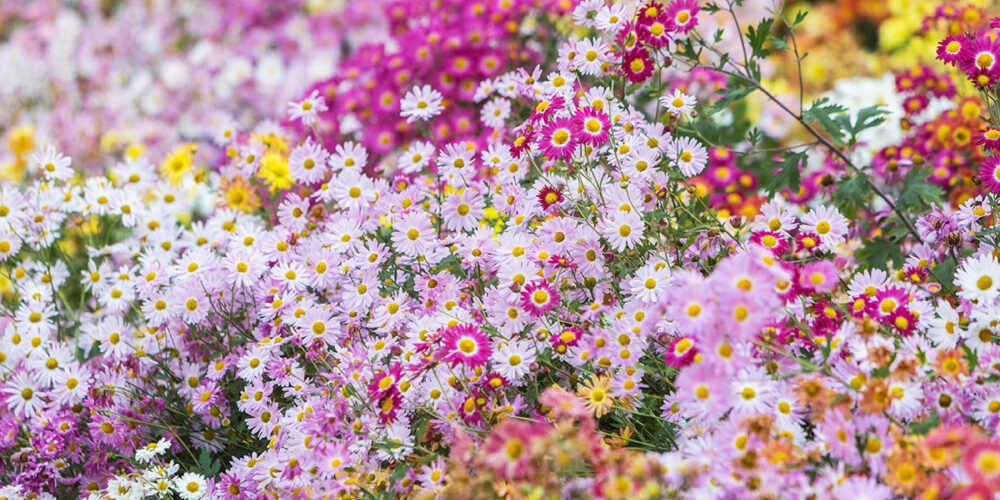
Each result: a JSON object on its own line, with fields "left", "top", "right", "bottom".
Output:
{"left": 400, "top": 85, "right": 444, "bottom": 123}
{"left": 287, "top": 89, "right": 327, "bottom": 126}
{"left": 174, "top": 472, "right": 207, "bottom": 500}
{"left": 937, "top": 35, "right": 968, "bottom": 66}
{"left": 978, "top": 156, "right": 1000, "bottom": 194}
{"left": 441, "top": 324, "right": 492, "bottom": 368}
{"left": 577, "top": 376, "right": 614, "bottom": 417}
{"left": 660, "top": 89, "right": 696, "bottom": 116}
{"left": 667, "top": 136, "right": 707, "bottom": 177}
{"left": 538, "top": 117, "right": 578, "bottom": 163}
{"left": 574, "top": 107, "right": 611, "bottom": 146}
{"left": 520, "top": 279, "right": 560, "bottom": 317}
{"left": 31, "top": 145, "right": 72, "bottom": 181}
{"left": 955, "top": 254, "right": 1000, "bottom": 303}
{"left": 622, "top": 48, "right": 654, "bottom": 83}
{"left": 800, "top": 205, "right": 849, "bottom": 251}
{"left": 665, "top": 0, "right": 699, "bottom": 33}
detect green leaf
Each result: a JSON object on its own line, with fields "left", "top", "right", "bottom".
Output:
{"left": 909, "top": 412, "right": 940, "bottom": 435}
{"left": 769, "top": 35, "right": 789, "bottom": 51}
{"left": 711, "top": 77, "right": 755, "bottom": 112}
{"left": 846, "top": 104, "right": 889, "bottom": 143}
{"left": 792, "top": 10, "right": 808, "bottom": 25}
{"left": 896, "top": 168, "right": 944, "bottom": 214}
{"left": 803, "top": 97, "right": 850, "bottom": 146}
{"left": 763, "top": 151, "right": 806, "bottom": 194}
{"left": 746, "top": 18, "right": 775, "bottom": 58}
{"left": 856, "top": 237, "right": 903, "bottom": 270}
{"left": 832, "top": 172, "right": 870, "bottom": 216}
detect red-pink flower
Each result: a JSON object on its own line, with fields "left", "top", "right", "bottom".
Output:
{"left": 520, "top": 279, "right": 560, "bottom": 317}
{"left": 441, "top": 324, "right": 492, "bottom": 368}
{"left": 538, "top": 117, "right": 578, "bottom": 163}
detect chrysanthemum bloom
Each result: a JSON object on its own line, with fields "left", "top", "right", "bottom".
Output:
{"left": 577, "top": 375, "right": 614, "bottom": 417}
{"left": 936, "top": 35, "right": 968, "bottom": 66}
{"left": 621, "top": 48, "right": 654, "bottom": 83}
{"left": 520, "top": 279, "right": 560, "bottom": 317}
{"left": 441, "top": 324, "right": 492, "bottom": 368}
{"left": 400, "top": 85, "right": 444, "bottom": 123}
{"left": 31, "top": 144, "right": 73, "bottom": 181}
{"left": 574, "top": 106, "right": 610, "bottom": 146}
{"left": 478, "top": 419, "right": 544, "bottom": 479}
{"left": 663, "top": 336, "right": 697, "bottom": 368}
{"left": 667, "top": 136, "right": 707, "bottom": 177}
{"left": 660, "top": 88, "right": 696, "bottom": 116}
{"left": 287, "top": 89, "right": 327, "bottom": 126}
{"left": 537, "top": 185, "right": 563, "bottom": 210}
{"left": 800, "top": 205, "right": 849, "bottom": 251}
{"left": 538, "top": 117, "right": 578, "bottom": 163}
{"left": 978, "top": 156, "right": 1000, "bottom": 194}
{"left": 665, "top": 0, "right": 699, "bottom": 33}
{"left": 955, "top": 253, "right": 1000, "bottom": 303}
{"left": 976, "top": 127, "right": 1000, "bottom": 152}
{"left": 961, "top": 37, "right": 1000, "bottom": 86}
{"left": 963, "top": 441, "right": 1000, "bottom": 488}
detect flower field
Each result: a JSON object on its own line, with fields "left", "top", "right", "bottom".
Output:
{"left": 4, "top": 0, "right": 1000, "bottom": 498}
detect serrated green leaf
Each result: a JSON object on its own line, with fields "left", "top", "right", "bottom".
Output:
{"left": 746, "top": 18, "right": 775, "bottom": 58}
{"left": 856, "top": 237, "right": 902, "bottom": 270}
{"left": 793, "top": 10, "right": 808, "bottom": 25}
{"left": 832, "top": 172, "right": 869, "bottom": 215}
{"left": 803, "top": 97, "right": 850, "bottom": 146}
{"left": 896, "top": 168, "right": 944, "bottom": 214}
{"left": 763, "top": 151, "right": 805, "bottom": 194}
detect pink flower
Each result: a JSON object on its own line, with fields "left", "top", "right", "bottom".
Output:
{"left": 574, "top": 107, "right": 610, "bottom": 146}
{"left": 537, "top": 117, "right": 578, "bottom": 163}
{"left": 520, "top": 279, "right": 560, "bottom": 317}
{"left": 664, "top": 0, "right": 699, "bottom": 33}
{"left": 441, "top": 324, "right": 492, "bottom": 368}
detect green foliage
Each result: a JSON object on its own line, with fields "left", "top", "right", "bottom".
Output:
{"left": 763, "top": 151, "right": 806, "bottom": 195}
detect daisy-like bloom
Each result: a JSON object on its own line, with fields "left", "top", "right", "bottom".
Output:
{"left": 962, "top": 40, "right": 1000, "bottom": 87}
{"left": 601, "top": 210, "right": 644, "bottom": 251}
{"left": 441, "top": 324, "right": 492, "bottom": 368}
{"left": 481, "top": 97, "right": 511, "bottom": 128}
{"left": 665, "top": 0, "right": 699, "bottom": 33}
{"left": 595, "top": 3, "right": 630, "bottom": 33}
{"left": 936, "top": 35, "right": 968, "bottom": 66}
{"left": 520, "top": 279, "right": 560, "bottom": 317}
{"left": 798, "top": 260, "right": 838, "bottom": 293}
{"left": 976, "top": 127, "right": 1000, "bottom": 152}
{"left": 134, "top": 438, "right": 171, "bottom": 463}
{"left": 392, "top": 211, "right": 434, "bottom": 256}
{"left": 660, "top": 89, "right": 696, "bottom": 116}
{"left": 667, "top": 136, "right": 708, "bottom": 177}
{"left": 537, "top": 185, "right": 563, "bottom": 211}
{"left": 538, "top": 117, "right": 578, "bottom": 162}
{"left": 978, "top": 156, "right": 1000, "bottom": 194}
{"left": 621, "top": 48, "right": 654, "bottom": 83}
{"left": 963, "top": 441, "right": 1000, "bottom": 488}
{"left": 397, "top": 141, "right": 435, "bottom": 175}
{"left": 577, "top": 375, "right": 614, "bottom": 417}
{"left": 492, "top": 339, "right": 536, "bottom": 382}
{"left": 663, "top": 336, "right": 697, "bottom": 367}
{"left": 4, "top": 372, "right": 43, "bottom": 418}
{"left": 675, "top": 361, "right": 729, "bottom": 420}
{"left": 400, "top": 85, "right": 444, "bottom": 123}
{"left": 574, "top": 38, "right": 609, "bottom": 76}
{"left": 574, "top": 106, "right": 610, "bottom": 146}
{"left": 287, "top": 140, "right": 329, "bottom": 185}
{"left": 955, "top": 253, "right": 1000, "bottom": 303}
{"left": 800, "top": 205, "right": 849, "bottom": 251}
{"left": 31, "top": 144, "right": 73, "bottom": 181}
{"left": 287, "top": 89, "right": 327, "bottom": 127}
{"left": 174, "top": 472, "right": 207, "bottom": 500}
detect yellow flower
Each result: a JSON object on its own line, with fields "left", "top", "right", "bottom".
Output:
{"left": 219, "top": 176, "right": 261, "bottom": 213}
{"left": 160, "top": 144, "right": 197, "bottom": 185}
{"left": 257, "top": 152, "right": 293, "bottom": 192}
{"left": 6, "top": 125, "right": 35, "bottom": 157}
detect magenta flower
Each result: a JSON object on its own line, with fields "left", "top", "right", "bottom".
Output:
{"left": 441, "top": 324, "right": 492, "bottom": 368}
{"left": 520, "top": 279, "right": 560, "bottom": 317}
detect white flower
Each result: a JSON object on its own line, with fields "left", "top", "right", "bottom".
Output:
{"left": 287, "top": 89, "right": 327, "bottom": 126}
{"left": 174, "top": 472, "right": 207, "bottom": 500}
{"left": 134, "top": 438, "right": 172, "bottom": 463}
{"left": 400, "top": 85, "right": 444, "bottom": 123}
{"left": 31, "top": 145, "right": 73, "bottom": 181}
{"left": 955, "top": 254, "right": 1000, "bottom": 303}
{"left": 660, "top": 89, "right": 697, "bottom": 116}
